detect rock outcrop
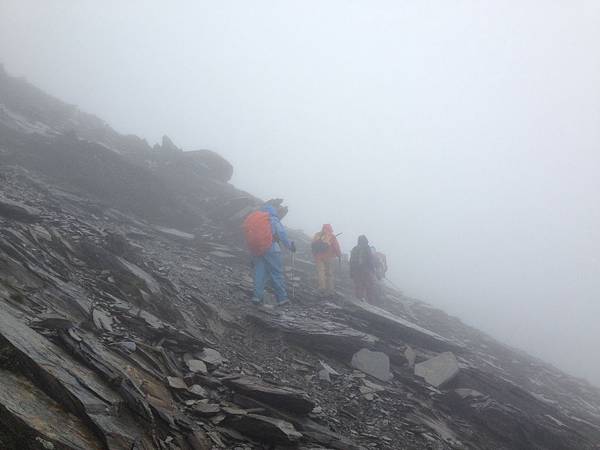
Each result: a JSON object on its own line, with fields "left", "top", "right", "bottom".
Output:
{"left": 184, "top": 149, "right": 234, "bottom": 183}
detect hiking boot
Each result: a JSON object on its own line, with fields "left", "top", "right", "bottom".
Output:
{"left": 276, "top": 298, "right": 290, "bottom": 307}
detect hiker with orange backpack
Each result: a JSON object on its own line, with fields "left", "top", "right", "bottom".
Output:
{"left": 311, "top": 224, "right": 341, "bottom": 297}
{"left": 243, "top": 200, "right": 296, "bottom": 306}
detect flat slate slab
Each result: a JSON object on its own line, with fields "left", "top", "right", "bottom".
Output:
{"left": 0, "top": 369, "right": 103, "bottom": 450}
{"left": 198, "top": 347, "right": 224, "bottom": 366}
{"left": 0, "top": 303, "right": 153, "bottom": 449}
{"left": 415, "top": 352, "right": 460, "bottom": 388}
{"left": 0, "top": 196, "right": 41, "bottom": 222}
{"left": 117, "top": 257, "right": 161, "bottom": 294}
{"left": 223, "top": 376, "right": 315, "bottom": 415}
{"left": 190, "top": 403, "right": 221, "bottom": 417}
{"left": 153, "top": 225, "right": 195, "bottom": 241}
{"left": 300, "top": 418, "right": 364, "bottom": 450}
{"left": 351, "top": 349, "right": 393, "bottom": 382}
{"left": 223, "top": 413, "right": 302, "bottom": 444}
{"left": 187, "top": 359, "right": 208, "bottom": 374}
{"left": 247, "top": 310, "right": 378, "bottom": 359}
{"left": 346, "top": 300, "right": 462, "bottom": 353}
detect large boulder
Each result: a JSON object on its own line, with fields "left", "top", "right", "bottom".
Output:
{"left": 414, "top": 352, "right": 460, "bottom": 388}
{"left": 351, "top": 349, "right": 393, "bottom": 382}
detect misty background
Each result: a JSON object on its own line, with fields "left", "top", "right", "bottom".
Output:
{"left": 1, "top": 1, "right": 599, "bottom": 384}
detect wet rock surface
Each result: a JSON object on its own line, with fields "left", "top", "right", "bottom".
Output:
{"left": 1, "top": 67, "right": 600, "bottom": 449}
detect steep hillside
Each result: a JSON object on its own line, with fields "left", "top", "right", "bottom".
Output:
{"left": 1, "top": 66, "right": 600, "bottom": 450}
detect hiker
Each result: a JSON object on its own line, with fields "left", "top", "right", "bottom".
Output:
{"left": 311, "top": 224, "right": 341, "bottom": 296}
{"left": 349, "top": 235, "right": 377, "bottom": 304}
{"left": 371, "top": 246, "right": 388, "bottom": 281}
{"left": 243, "top": 200, "right": 296, "bottom": 306}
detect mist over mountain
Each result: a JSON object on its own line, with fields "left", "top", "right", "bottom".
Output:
{"left": 1, "top": 1, "right": 599, "bottom": 388}
{"left": 1, "top": 2, "right": 600, "bottom": 449}
{"left": 1, "top": 58, "right": 600, "bottom": 449}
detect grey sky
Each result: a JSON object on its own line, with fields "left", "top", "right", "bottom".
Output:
{"left": 1, "top": 1, "right": 599, "bottom": 383}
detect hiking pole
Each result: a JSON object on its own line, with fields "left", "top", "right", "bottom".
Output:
{"left": 334, "top": 233, "right": 343, "bottom": 269}
{"left": 290, "top": 251, "right": 296, "bottom": 299}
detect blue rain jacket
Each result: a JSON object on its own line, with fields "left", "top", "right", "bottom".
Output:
{"left": 259, "top": 204, "right": 292, "bottom": 253}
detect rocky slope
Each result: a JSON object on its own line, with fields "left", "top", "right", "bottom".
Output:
{"left": 1, "top": 65, "right": 600, "bottom": 450}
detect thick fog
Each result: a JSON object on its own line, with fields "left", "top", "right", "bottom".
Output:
{"left": 1, "top": 1, "right": 599, "bottom": 384}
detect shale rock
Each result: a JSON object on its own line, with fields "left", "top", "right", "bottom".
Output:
{"left": 0, "top": 196, "right": 40, "bottom": 222}
{"left": 223, "top": 414, "right": 302, "bottom": 444}
{"left": 0, "top": 303, "right": 153, "bottom": 448}
{"left": 351, "top": 349, "right": 393, "bottom": 382}
{"left": 190, "top": 403, "right": 221, "bottom": 417}
{"left": 347, "top": 299, "right": 461, "bottom": 352}
{"left": 247, "top": 309, "right": 378, "bottom": 358}
{"left": 223, "top": 376, "right": 315, "bottom": 415}
{"left": 198, "top": 348, "right": 224, "bottom": 367}
{"left": 187, "top": 359, "right": 208, "bottom": 374}
{"left": 0, "top": 370, "right": 103, "bottom": 450}
{"left": 415, "top": 351, "right": 460, "bottom": 388}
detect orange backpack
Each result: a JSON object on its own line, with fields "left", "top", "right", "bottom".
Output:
{"left": 243, "top": 211, "right": 273, "bottom": 256}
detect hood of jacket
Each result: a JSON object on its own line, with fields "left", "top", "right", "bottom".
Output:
{"left": 322, "top": 224, "right": 334, "bottom": 234}
{"left": 260, "top": 204, "right": 278, "bottom": 217}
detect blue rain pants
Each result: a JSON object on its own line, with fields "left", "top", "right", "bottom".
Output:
{"left": 253, "top": 250, "right": 288, "bottom": 303}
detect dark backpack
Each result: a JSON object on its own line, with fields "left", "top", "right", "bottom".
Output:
{"left": 350, "top": 245, "right": 373, "bottom": 270}
{"left": 311, "top": 235, "right": 330, "bottom": 254}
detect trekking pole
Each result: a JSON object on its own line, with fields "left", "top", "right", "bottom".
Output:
{"left": 334, "top": 233, "right": 343, "bottom": 269}
{"left": 290, "top": 251, "right": 296, "bottom": 299}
